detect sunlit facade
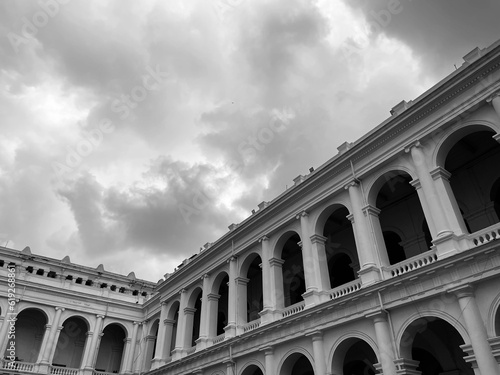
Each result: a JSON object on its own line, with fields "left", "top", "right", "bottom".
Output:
{"left": 2, "top": 41, "right": 500, "bottom": 375}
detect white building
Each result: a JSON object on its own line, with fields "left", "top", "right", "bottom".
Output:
{"left": 2, "top": 40, "right": 500, "bottom": 375}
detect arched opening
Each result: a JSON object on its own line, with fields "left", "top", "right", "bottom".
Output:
{"left": 188, "top": 288, "right": 202, "bottom": 347}
{"left": 168, "top": 303, "right": 179, "bottom": 356}
{"left": 241, "top": 364, "right": 264, "bottom": 375}
{"left": 52, "top": 317, "right": 88, "bottom": 368}
{"left": 144, "top": 319, "right": 159, "bottom": 370}
{"left": 323, "top": 206, "right": 359, "bottom": 288}
{"left": 280, "top": 353, "right": 314, "bottom": 375}
{"left": 216, "top": 274, "right": 229, "bottom": 336}
{"left": 332, "top": 337, "right": 377, "bottom": 375}
{"left": 383, "top": 231, "right": 406, "bottom": 265}
{"left": 245, "top": 254, "right": 263, "bottom": 322}
{"left": 4, "top": 308, "right": 47, "bottom": 363}
{"left": 400, "top": 317, "right": 473, "bottom": 375}
{"left": 444, "top": 130, "right": 500, "bottom": 233}
{"left": 491, "top": 177, "right": 500, "bottom": 222}
{"left": 328, "top": 253, "right": 355, "bottom": 288}
{"left": 281, "top": 233, "right": 306, "bottom": 307}
{"left": 95, "top": 324, "right": 126, "bottom": 373}
{"left": 376, "top": 172, "right": 430, "bottom": 264}
{"left": 495, "top": 304, "right": 500, "bottom": 337}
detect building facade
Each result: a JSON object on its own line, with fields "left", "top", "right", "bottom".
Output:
{"left": 2, "top": 41, "right": 500, "bottom": 375}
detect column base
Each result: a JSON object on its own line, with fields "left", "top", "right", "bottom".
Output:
{"left": 195, "top": 336, "right": 209, "bottom": 351}
{"left": 259, "top": 308, "right": 280, "bottom": 324}
{"left": 171, "top": 348, "right": 186, "bottom": 361}
{"left": 82, "top": 368, "right": 96, "bottom": 375}
{"left": 302, "top": 289, "right": 329, "bottom": 308}
{"left": 358, "top": 265, "right": 382, "bottom": 285}
{"left": 150, "top": 358, "right": 165, "bottom": 370}
{"left": 36, "top": 363, "right": 50, "bottom": 374}
{"left": 433, "top": 232, "right": 468, "bottom": 259}
{"left": 224, "top": 323, "right": 237, "bottom": 338}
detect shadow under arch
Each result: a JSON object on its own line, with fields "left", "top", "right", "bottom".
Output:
{"left": 331, "top": 334, "right": 379, "bottom": 375}
{"left": 278, "top": 348, "right": 315, "bottom": 375}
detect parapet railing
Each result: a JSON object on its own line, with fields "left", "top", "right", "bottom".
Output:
{"left": 329, "top": 279, "right": 362, "bottom": 300}
{"left": 386, "top": 249, "right": 438, "bottom": 277}
{"left": 281, "top": 301, "right": 305, "bottom": 318}
{"left": 51, "top": 366, "right": 79, "bottom": 375}
{"left": 212, "top": 333, "right": 225, "bottom": 345}
{"left": 469, "top": 222, "right": 500, "bottom": 247}
{"left": 242, "top": 319, "right": 261, "bottom": 333}
{"left": 1, "top": 360, "right": 36, "bottom": 372}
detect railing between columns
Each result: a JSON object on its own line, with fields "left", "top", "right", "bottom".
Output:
{"left": 242, "top": 319, "right": 261, "bottom": 333}
{"left": 50, "top": 366, "right": 79, "bottom": 375}
{"left": 1, "top": 359, "right": 36, "bottom": 372}
{"left": 468, "top": 222, "right": 500, "bottom": 246}
{"left": 329, "top": 279, "right": 362, "bottom": 300}
{"left": 385, "top": 249, "right": 438, "bottom": 277}
{"left": 281, "top": 301, "right": 305, "bottom": 318}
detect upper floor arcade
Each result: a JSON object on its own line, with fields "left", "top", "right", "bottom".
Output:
{"left": 2, "top": 40, "right": 500, "bottom": 375}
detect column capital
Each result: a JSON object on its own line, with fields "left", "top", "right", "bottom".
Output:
{"left": 296, "top": 210, "right": 309, "bottom": 220}
{"left": 227, "top": 255, "right": 237, "bottom": 263}
{"left": 305, "top": 330, "right": 323, "bottom": 340}
{"left": 179, "top": 288, "right": 187, "bottom": 295}
{"left": 184, "top": 307, "right": 197, "bottom": 315}
{"left": 362, "top": 204, "right": 381, "bottom": 217}
{"left": 409, "top": 178, "right": 421, "bottom": 189}
{"left": 259, "top": 235, "right": 270, "bottom": 243}
{"left": 163, "top": 318, "right": 176, "bottom": 326}
{"left": 55, "top": 307, "right": 65, "bottom": 312}
{"left": 346, "top": 213, "right": 355, "bottom": 223}
{"left": 96, "top": 314, "right": 105, "bottom": 319}
{"left": 344, "top": 178, "right": 361, "bottom": 190}
{"left": 310, "top": 234, "right": 327, "bottom": 244}
{"left": 259, "top": 345, "right": 274, "bottom": 355}
{"left": 269, "top": 257, "right": 285, "bottom": 267}
{"left": 447, "top": 284, "right": 475, "bottom": 299}
{"left": 133, "top": 321, "right": 141, "bottom": 326}
{"left": 486, "top": 91, "right": 500, "bottom": 103}
{"left": 201, "top": 273, "right": 210, "bottom": 280}
{"left": 365, "top": 310, "right": 389, "bottom": 322}
{"left": 430, "top": 166, "right": 452, "bottom": 181}
{"left": 207, "top": 293, "right": 221, "bottom": 301}
{"left": 404, "top": 140, "right": 422, "bottom": 153}
{"left": 160, "top": 300, "right": 168, "bottom": 306}
{"left": 235, "top": 276, "right": 250, "bottom": 285}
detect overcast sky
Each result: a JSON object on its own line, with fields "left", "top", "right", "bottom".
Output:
{"left": 1, "top": 0, "right": 499, "bottom": 282}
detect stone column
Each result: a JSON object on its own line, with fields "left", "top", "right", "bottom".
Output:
{"left": 297, "top": 211, "right": 330, "bottom": 306}
{"left": 269, "top": 257, "right": 285, "bottom": 309}
{"left": 83, "top": 315, "right": 105, "bottom": 373}
{"left": 196, "top": 274, "right": 211, "bottom": 350}
{"left": 309, "top": 234, "right": 331, "bottom": 292}
{"left": 307, "top": 331, "right": 327, "bottom": 375}
{"left": 182, "top": 308, "right": 196, "bottom": 349}
{"left": 80, "top": 332, "right": 93, "bottom": 369}
{"left": 47, "top": 325, "right": 64, "bottom": 366}
{"left": 406, "top": 142, "right": 468, "bottom": 259}
{"left": 450, "top": 285, "right": 500, "bottom": 375}
{"left": 225, "top": 256, "right": 238, "bottom": 338}
{"left": 259, "top": 236, "right": 276, "bottom": 324}
{"left": 123, "top": 322, "right": 139, "bottom": 374}
{"left": 151, "top": 302, "right": 168, "bottom": 369}
{"left": 297, "top": 211, "right": 321, "bottom": 306}
{"left": 172, "top": 289, "right": 187, "bottom": 359}
{"left": 367, "top": 311, "right": 397, "bottom": 375}
{"left": 0, "top": 312, "right": 14, "bottom": 358}
{"left": 162, "top": 320, "right": 175, "bottom": 358}
{"left": 430, "top": 166, "right": 469, "bottom": 236}
{"left": 261, "top": 346, "right": 274, "bottom": 375}
{"left": 39, "top": 307, "right": 64, "bottom": 368}
{"left": 36, "top": 324, "right": 52, "bottom": 364}
{"left": 133, "top": 322, "right": 145, "bottom": 373}
{"left": 206, "top": 293, "right": 221, "bottom": 340}
{"left": 236, "top": 277, "right": 249, "bottom": 330}
{"left": 346, "top": 181, "right": 382, "bottom": 284}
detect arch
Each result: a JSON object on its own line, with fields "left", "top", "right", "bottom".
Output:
{"left": 490, "top": 290, "right": 500, "bottom": 337}
{"left": 239, "top": 251, "right": 262, "bottom": 278}
{"left": 278, "top": 348, "right": 315, "bottom": 375}
{"left": 240, "top": 253, "right": 263, "bottom": 323}
{"left": 272, "top": 230, "right": 302, "bottom": 259}
{"left": 211, "top": 271, "right": 230, "bottom": 294}
{"left": 314, "top": 203, "right": 351, "bottom": 235}
{"left": 5, "top": 308, "right": 48, "bottom": 362}
{"left": 276, "top": 231, "right": 306, "bottom": 307}
{"left": 440, "top": 128, "right": 500, "bottom": 233}
{"left": 329, "top": 332, "right": 379, "bottom": 375}
{"left": 399, "top": 316, "right": 473, "bottom": 374}
{"left": 94, "top": 323, "right": 127, "bottom": 373}
{"left": 366, "top": 167, "right": 417, "bottom": 207}
{"left": 398, "top": 311, "right": 470, "bottom": 358}
{"left": 186, "top": 287, "right": 203, "bottom": 347}
{"left": 433, "top": 121, "right": 498, "bottom": 169}
{"left": 239, "top": 360, "right": 265, "bottom": 375}
{"left": 52, "top": 316, "right": 89, "bottom": 368}
{"left": 332, "top": 337, "right": 378, "bottom": 375}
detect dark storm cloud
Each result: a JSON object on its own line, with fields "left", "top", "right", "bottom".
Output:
{"left": 342, "top": 0, "right": 500, "bottom": 78}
